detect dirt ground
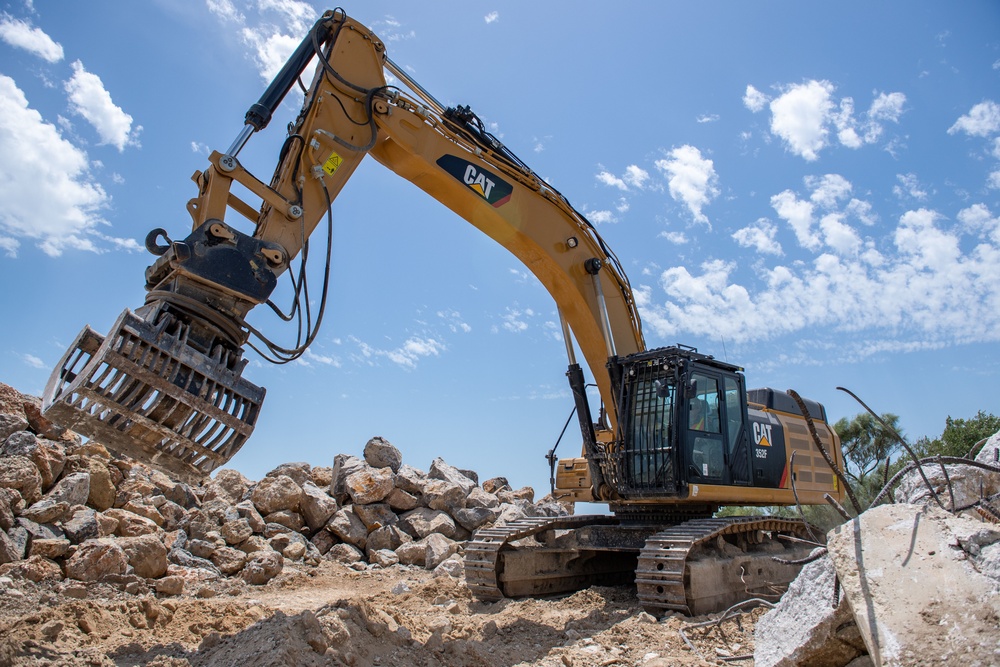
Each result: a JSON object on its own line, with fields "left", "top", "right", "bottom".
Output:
{"left": 0, "top": 559, "right": 765, "bottom": 666}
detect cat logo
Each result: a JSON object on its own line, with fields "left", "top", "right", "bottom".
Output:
{"left": 437, "top": 155, "right": 513, "bottom": 208}
{"left": 753, "top": 422, "right": 773, "bottom": 447}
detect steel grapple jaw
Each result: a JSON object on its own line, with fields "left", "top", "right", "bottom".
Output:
{"left": 42, "top": 308, "right": 265, "bottom": 485}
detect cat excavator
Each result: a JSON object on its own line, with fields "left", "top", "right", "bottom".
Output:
{"left": 42, "top": 9, "right": 845, "bottom": 615}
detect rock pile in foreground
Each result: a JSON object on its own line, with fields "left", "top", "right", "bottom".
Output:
{"left": 0, "top": 383, "right": 567, "bottom": 597}
{"left": 754, "top": 431, "right": 1000, "bottom": 667}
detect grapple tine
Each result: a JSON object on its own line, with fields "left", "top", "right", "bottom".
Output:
{"left": 42, "top": 309, "right": 265, "bottom": 485}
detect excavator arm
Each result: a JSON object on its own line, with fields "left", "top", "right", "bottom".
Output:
{"left": 43, "top": 10, "right": 643, "bottom": 486}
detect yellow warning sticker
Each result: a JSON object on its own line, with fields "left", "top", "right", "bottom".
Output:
{"left": 323, "top": 152, "right": 343, "bottom": 176}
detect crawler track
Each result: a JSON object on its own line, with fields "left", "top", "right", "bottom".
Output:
{"left": 466, "top": 515, "right": 814, "bottom": 616}
{"left": 635, "top": 517, "right": 814, "bottom": 615}
{"left": 464, "top": 515, "right": 619, "bottom": 601}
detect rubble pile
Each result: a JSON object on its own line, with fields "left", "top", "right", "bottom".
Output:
{"left": 0, "top": 383, "right": 566, "bottom": 597}
{"left": 755, "top": 431, "right": 1000, "bottom": 667}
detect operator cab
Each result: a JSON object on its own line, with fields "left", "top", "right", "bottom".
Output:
{"left": 608, "top": 346, "right": 752, "bottom": 499}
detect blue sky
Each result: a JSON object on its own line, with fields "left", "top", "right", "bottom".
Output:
{"left": 1, "top": 1, "right": 998, "bottom": 497}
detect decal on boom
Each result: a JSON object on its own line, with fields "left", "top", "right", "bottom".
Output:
{"left": 438, "top": 155, "right": 513, "bottom": 208}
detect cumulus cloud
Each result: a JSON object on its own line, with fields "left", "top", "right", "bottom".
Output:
{"left": 0, "top": 15, "right": 63, "bottom": 62}
{"left": 595, "top": 164, "right": 650, "bottom": 191}
{"left": 0, "top": 74, "right": 133, "bottom": 257}
{"left": 948, "top": 100, "right": 1000, "bottom": 137}
{"left": 743, "top": 85, "right": 768, "bottom": 113}
{"left": 638, "top": 203, "right": 1000, "bottom": 353}
{"left": 654, "top": 145, "right": 719, "bottom": 226}
{"left": 485, "top": 11, "right": 499, "bottom": 24}
{"left": 348, "top": 334, "right": 445, "bottom": 369}
{"left": 209, "top": 0, "right": 316, "bottom": 80}
{"left": 64, "top": 61, "right": 140, "bottom": 151}
{"left": 732, "top": 219, "right": 782, "bottom": 255}
{"left": 754, "top": 80, "right": 907, "bottom": 160}
{"left": 769, "top": 174, "right": 871, "bottom": 254}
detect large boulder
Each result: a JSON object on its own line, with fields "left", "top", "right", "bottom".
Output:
{"left": 330, "top": 454, "right": 367, "bottom": 500}
{"left": 428, "top": 458, "right": 476, "bottom": 495}
{"left": 241, "top": 549, "right": 283, "bottom": 585}
{"left": 300, "top": 481, "right": 338, "bottom": 531}
{"left": 62, "top": 456, "right": 115, "bottom": 511}
{"left": 203, "top": 469, "right": 251, "bottom": 505}
{"left": 0, "top": 455, "right": 42, "bottom": 504}
{"left": 345, "top": 466, "right": 395, "bottom": 505}
{"left": 326, "top": 507, "right": 368, "bottom": 550}
{"left": 118, "top": 534, "right": 168, "bottom": 578}
{"left": 250, "top": 474, "right": 303, "bottom": 516}
{"left": 64, "top": 539, "right": 129, "bottom": 582}
{"left": 363, "top": 437, "right": 403, "bottom": 473}
{"left": 399, "top": 507, "right": 457, "bottom": 539}
{"left": 827, "top": 504, "right": 1000, "bottom": 666}
{"left": 421, "top": 479, "right": 465, "bottom": 514}
{"left": 754, "top": 554, "right": 866, "bottom": 667}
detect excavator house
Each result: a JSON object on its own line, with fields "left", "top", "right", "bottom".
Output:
{"left": 42, "top": 9, "right": 846, "bottom": 616}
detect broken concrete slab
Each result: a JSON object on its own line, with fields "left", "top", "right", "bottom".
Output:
{"left": 827, "top": 503, "right": 1000, "bottom": 667}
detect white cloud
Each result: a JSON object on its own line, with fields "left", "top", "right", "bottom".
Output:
{"left": 659, "top": 231, "right": 688, "bottom": 244}
{"left": 595, "top": 164, "right": 649, "bottom": 191}
{"left": 761, "top": 81, "right": 906, "bottom": 160}
{"left": 0, "top": 15, "right": 63, "bottom": 62}
{"left": 64, "top": 61, "right": 140, "bottom": 151}
{"left": 22, "top": 353, "right": 46, "bottom": 369}
{"left": 587, "top": 209, "right": 617, "bottom": 224}
{"left": 348, "top": 334, "right": 445, "bottom": 369}
{"left": 948, "top": 100, "right": 1000, "bottom": 137}
{"left": 596, "top": 169, "right": 628, "bottom": 191}
{"left": 0, "top": 74, "right": 129, "bottom": 257}
{"left": 768, "top": 80, "right": 834, "bottom": 161}
{"left": 639, "top": 205, "right": 1000, "bottom": 351}
{"left": 210, "top": 0, "right": 317, "bottom": 81}
{"left": 988, "top": 170, "right": 1000, "bottom": 191}
{"left": 654, "top": 145, "right": 719, "bottom": 226}
{"left": 893, "top": 173, "right": 928, "bottom": 201}
{"left": 206, "top": 0, "right": 244, "bottom": 23}
{"left": 743, "top": 85, "right": 769, "bottom": 113}
{"left": 771, "top": 189, "right": 819, "bottom": 250}
{"left": 485, "top": 11, "right": 499, "bottom": 24}
{"left": 696, "top": 114, "right": 719, "bottom": 124}
{"left": 732, "top": 219, "right": 782, "bottom": 255}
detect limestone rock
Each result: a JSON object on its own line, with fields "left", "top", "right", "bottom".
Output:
{"left": 386, "top": 487, "right": 419, "bottom": 512}
{"left": 363, "top": 437, "right": 403, "bottom": 473}
{"left": 330, "top": 454, "right": 367, "bottom": 500}
{"left": 827, "top": 504, "right": 1000, "bottom": 666}
{"left": 353, "top": 503, "right": 398, "bottom": 531}
{"left": 104, "top": 508, "right": 160, "bottom": 537}
{"left": 370, "top": 548, "right": 400, "bottom": 567}
{"left": 155, "top": 575, "right": 185, "bottom": 596}
{"left": 21, "top": 498, "right": 71, "bottom": 524}
{"left": 366, "top": 525, "right": 412, "bottom": 553}
{"left": 235, "top": 500, "right": 267, "bottom": 533}
{"left": 326, "top": 507, "right": 368, "bottom": 550}
{"left": 62, "top": 507, "right": 100, "bottom": 544}
{"left": 118, "top": 534, "right": 168, "bottom": 578}
{"left": 62, "top": 456, "right": 115, "bottom": 511}
{"left": 327, "top": 542, "right": 365, "bottom": 565}
{"left": 453, "top": 506, "right": 499, "bottom": 532}
{"left": 29, "top": 537, "right": 71, "bottom": 560}
{"left": 428, "top": 457, "right": 476, "bottom": 495}
{"left": 0, "top": 488, "right": 17, "bottom": 531}
{"left": 0, "top": 529, "right": 19, "bottom": 564}
{"left": 309, "top": 528, "right": 335, "bottom": 555}
{"left": 399, "top": 507, "right": 457, "bottom": 539}
{"left": 0, "top": 454, "right": 42, "bottom": 504}
{"left": 466, "top": 486, "right": 500, "bottom": 509}
{"left": 481, "top": 477, "right": 511, "bottom": 494}
{"left": 263, "top": 510, "right": 305, "bottom": 532}
{"left": 345, "top": 466, "right": 395, "bottom": 505}
{"left": 422, "top": 479, "right": 466, "bottom": 514}
{"left": 393, "top": 464, "right": 426, "bottom": 495}
{"left": 220, "top": 518, "right": 253, "bottom": 545}
{"left": 241, "top": 549, "right": 283, "bottom": 585}
{"left": 265, "top": 462, "right": 312, "bottom": 488}
{"left": 203, "top": 469, "right": 251, "bottom": 505}
{"left": 168, "top": 547, "right": 221, "bottom": 577}
{"left": 0, "top": 414, "right": 28, "bottom": 441}
{"left": 210, "top": 545, "right": 248, "bottom": 575}
{"left": 300, "top": 481, "right": 338, "bottom": 531}
{"left": 251, "top": 474, "right": 303, "bottom": 516}
{"left": 65, "top": 539, "right": 129, "bottom": 582}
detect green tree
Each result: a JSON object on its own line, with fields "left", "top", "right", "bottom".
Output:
{"left": 834, "top": 412, "right": 902, "bottom": 507}
{"left": 914, "top": 411, "right": 1000, "bottom": 459}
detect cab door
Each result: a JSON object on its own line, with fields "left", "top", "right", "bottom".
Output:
{"left": 683, "top": 368, "right": 751, "bottom": 486}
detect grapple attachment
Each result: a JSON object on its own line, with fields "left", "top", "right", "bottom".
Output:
{"left": 43, "top": 309, "right": 265, "bottom": 485}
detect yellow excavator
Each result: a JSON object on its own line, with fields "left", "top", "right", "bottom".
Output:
{"left": 42, "top": 9, "right": 845, "bottom": 615}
